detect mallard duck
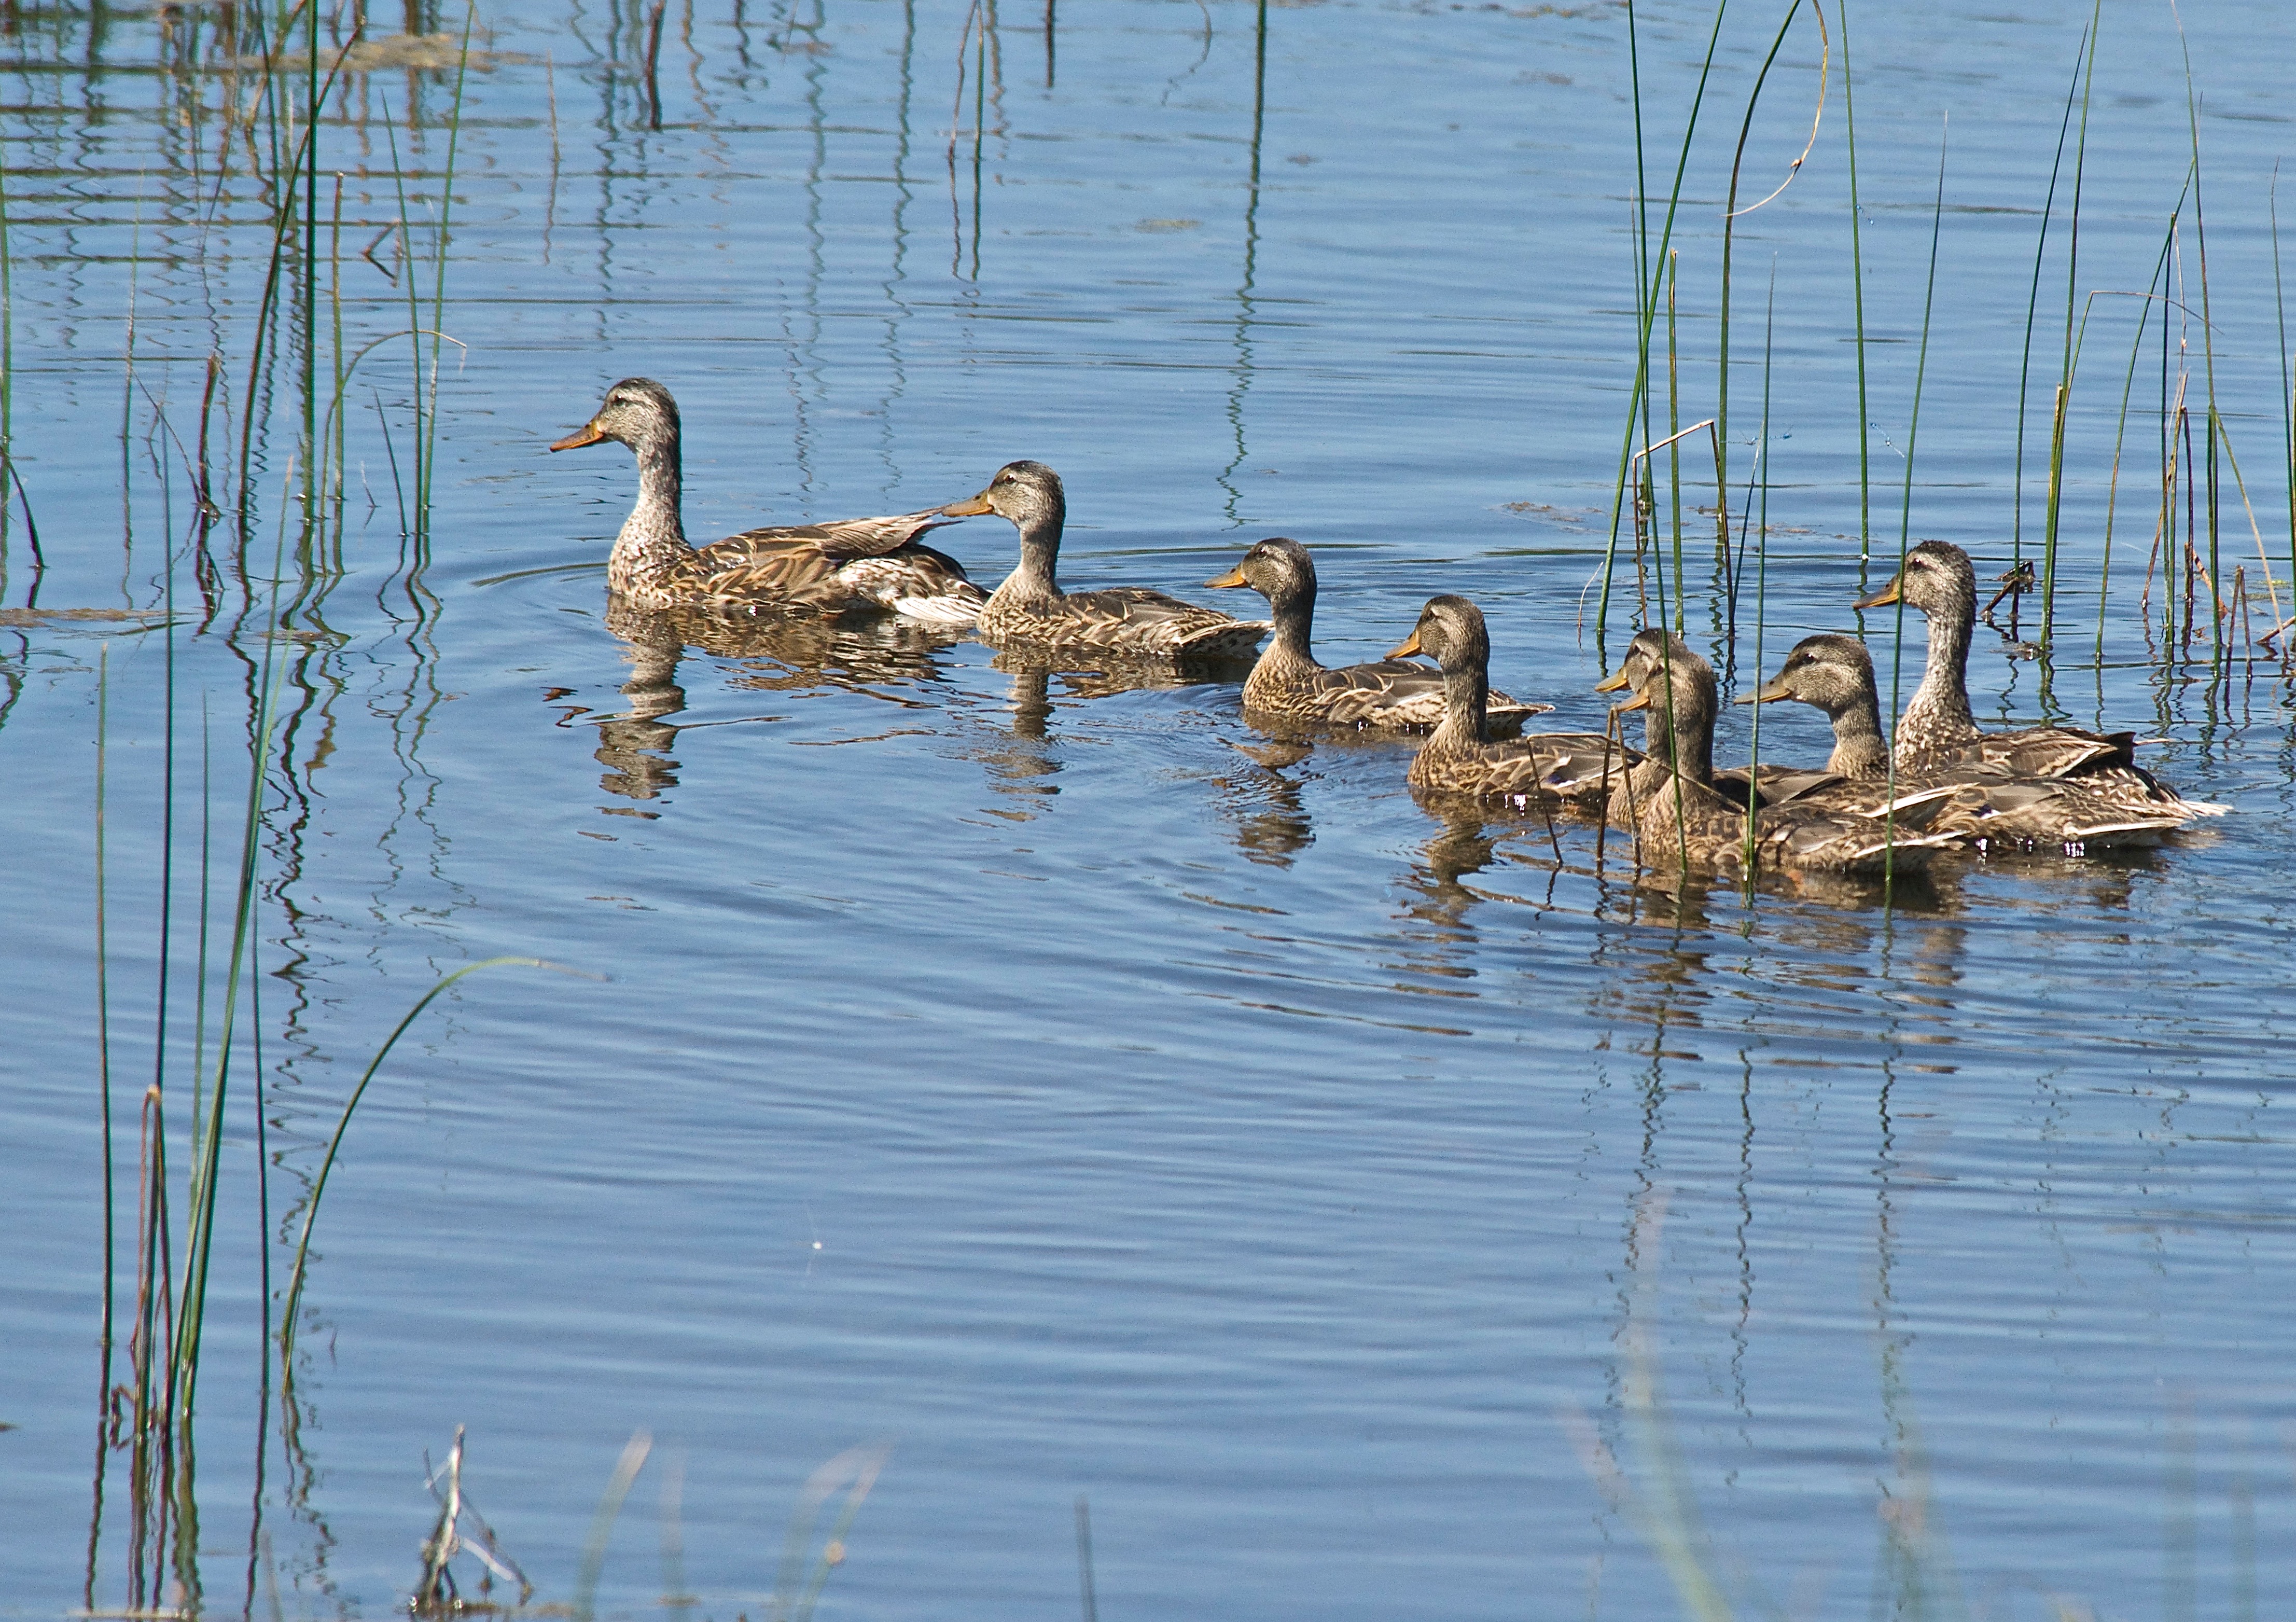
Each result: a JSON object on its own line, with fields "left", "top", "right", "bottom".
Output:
{"left": 1595, "top": 628, "right": 1957, "bottom": 875}
{"left": 551, "top": 378, "right": 987, "bottom": 620}
{"left": 1386, "top": 595, "right": 1632, "bottom": 805}
{"left": 1202, "top": 537, "right": 1550, "bottom": 733}
{"left": 1743, "top": 632, "right": 2211, "bottom": 849}
{"left": 940, "top": 461, "right": 1269, "bottom": 658}
{"left": 1854, "top": 543, "right": 2225, "bottom": 824}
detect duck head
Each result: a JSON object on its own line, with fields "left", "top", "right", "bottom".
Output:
{"left": 1739, "top": 632, "right": 1876, "bottom": 717}
{"left": 551, "top": 377, "right": 680, "bottom": 456}
{"left": 1854, "top": 540, "right": 1977, "bottom": 619}
{"left": 941, "top": 460, "right": 1066, "bottom": 532}
{"left": 1205, "top": 536, "right": 1316, "bottom": 607}
{"left": 1386, "top": 594, "right": 1488, "bottom": 672}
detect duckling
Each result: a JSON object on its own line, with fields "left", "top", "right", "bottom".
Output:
{"left": 1203, "top": 538, "right": 1549, "bottom": 733}
{"left": 1854, "top": 543, "right": 2225, "bottom": 823}
{"left": 1743, "top": 632, "right": 2211, "bottom": 849}
{"left": 1595, "top": 629, "right": 1957, "bottom": 875}
{"left": 551, "top": 378, "right": 986, "bottom": 620}
{"left": 941, "top": 461, "right": 1269, "bottom": 659}
{"left": 1386, "top": 595, "right": 1633, "bottom": 806}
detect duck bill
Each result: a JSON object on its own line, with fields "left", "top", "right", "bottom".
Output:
{"left": 1735, "top": 676, "right": 1792, "bottom": 706}
{"left": 1610, "top": 689, "right": 1653, "bottom": 713}
{"left": 550, "top": 422, "right": 608, "bottom": 452}
{"left": 1592, "top": 669, "right": 1630, "bottom": 694}
{"left": 1853, "top": 577, "right": 1902, "bottom": 610}
{"left": 940, "top": 492, "right": 995, "bottom": 517}
{"left": 1204, "top": 564, "right": 1249, "bottom": 589}
{"left": 1385, "top": 628, "right": 1425, "bottom": 660}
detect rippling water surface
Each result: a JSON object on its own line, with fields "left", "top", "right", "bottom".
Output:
{"left": 6, "top": 0, "right": 2296, "bottom": 1616}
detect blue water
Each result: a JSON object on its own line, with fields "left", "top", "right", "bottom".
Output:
{"left": 5, "top": 1, "right": 2295, "bottom": 1617}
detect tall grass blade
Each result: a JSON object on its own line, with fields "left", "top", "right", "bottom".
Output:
{"left": 574, "top": 1430, "right": 655, "bottom": 1622}
{"left": 278, "top": 957, "right": 558, "bottom": 1388}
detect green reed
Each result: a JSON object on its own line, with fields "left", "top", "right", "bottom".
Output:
{"left": 1716, "top": 0, "right": 1818, "bottom": 515}
{"left": 1838, "top": 1, "right": 1869, "bottom": 571}
{"left": 1741, "top": 264, "right": 1777, "bottom": 878}
{"left": 68, "top": 4, "right": 483, "bottom": 1600}
{"left": 1598, "top": 0, "right": 1731, "bottom": 648}
{"left": 2012, "top": 28, "right": 2090, "bottom": 577}
{"left": 2173, "top": 11, "right": 2225, "bottom": 683}
{"left": 1873, "top": 117, "right": 1948, "bottom": 888}
{"left": 2038, "top": 0, "right": 2103, "bottom": 673}
{"left": 280, "top": 958, "right": 554, "bottom": 1395}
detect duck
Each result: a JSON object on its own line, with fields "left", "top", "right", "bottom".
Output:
{"left": 940, "top": 461, "right": 1269, "bottom": 659}
{"left": 1853, "top": 543, "right": 2225, "bottom": 825}
{"left": 1595, "top": 628, "right": 1958, "bottom": 875}
{"left": 1385, "top": 595, "right": 1633, "bottom": 806}
{"left": 1202, "top": 537, "right": 1550, "bottom": 733}
{"left": 551, "top": 378, "right": 986, "bottom": 620}
{"left": 1742, "top": 632, "right": 2214, "bottom": 850}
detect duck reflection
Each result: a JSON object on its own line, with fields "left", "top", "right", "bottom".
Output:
{"left": 958, "top": 649, "right": 1260, "bottom": 815}
{"left": 574, "top": 598, "right": 967, "bottom": 808}
{"left": 1394, "top": 815, "right": 1506, "bottom": 961}
{"left": 1212, "top": 737, "right": 1316, "bottom": 867}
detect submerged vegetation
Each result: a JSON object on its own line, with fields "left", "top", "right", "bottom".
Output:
{"left": 2, "top": 0, "right": 2289, "bottom": 1614}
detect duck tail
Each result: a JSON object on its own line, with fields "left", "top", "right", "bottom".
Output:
{"left": 892, "top": 583, "right": 989, "bottom": 625}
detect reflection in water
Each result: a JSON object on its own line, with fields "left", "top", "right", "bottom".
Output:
{"left": 588, "top": 598, "right": 968, "bottom": 807}
{"left": 1218, "top": 0, "right": 1272, "bottom": 520}
{"left": 1211, "top": 738, "right": 1314, "bottom": 867}
{"left": 964, "top": 653, "right": 1241, "bottom": 811}
{"left": 1392, "top": 815, "right": 1503, "bottom": 971}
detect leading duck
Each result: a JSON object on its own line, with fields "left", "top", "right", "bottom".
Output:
{"left": 551, "top": 378, "right": 986, "bottom": 621}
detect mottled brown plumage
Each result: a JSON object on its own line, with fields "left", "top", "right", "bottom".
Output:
{"left": 1854, "top": 543, "right": 2224, "bottom": 822}
{"left": 1389, "top": 596, "right": 1632, "bottom": 806}
{"left": 1597, "top": 629, "right": 1958, "bottom": 875}
{"left": 1746, "top": 631, "right": 2219, "bottom": 850}
{"left": 1203, "top": 538, "right": 1549, "bottom": 733}
{"left": 552, "top": 378, "right": 986, "bottom": 619}
{"left": 942, "top": 461, "right": 1269, "bottom": 659}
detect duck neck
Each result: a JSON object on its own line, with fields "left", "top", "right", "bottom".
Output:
{"left": 1899, "top": 599, "right": 1978, "bottom": 760}
{"left": 996, "top": 506, "right": 1066, "bottom": 607}
{"left": 1263, "top": 583, "right": 1319, "bottom": 672}
{"left": 609, "top": 431, "right": 694, "bottom": 590}
{"left": 1825, "top": 690, "right": 1891, "bottom": 779}
{"left": 1430, "top": 662, "right": 1489, "bottom": 749}
{"left": 1645, "top": 688, "right": 1712, "bottom": 787}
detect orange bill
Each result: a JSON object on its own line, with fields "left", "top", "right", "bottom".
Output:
{"left": 1386, "top": 628, "right": 1425, "bottom": 660}
{"left": 1611, "top": 688, "right": 1652, "bottom": 712}
{"left": 1204, "top": 564, "right": 1249, "bottom": 589}
{"left": 1853, "top": 577, "right": 1901, "bottom": 610}
{"left": 940, "top": 492, "right": 995, "bottom": 517}
{"left": 1592, "top": 669, "right": 1630, "bottom": 693}
{"left": 550, "top": 422, "right": 608, "bottom": 452}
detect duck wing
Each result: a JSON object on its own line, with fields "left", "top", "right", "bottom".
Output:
{"left": 1295, "top": 659, "right": 1553, "bottom": 733}
{"left": 1960, "top": 724, "right": 2131, "bottom": 779}
{"left": 702, "top": 508, "right": 962, "bottom": 566}
{"left": 1045, "top": 587, "right": 1269, "bottom": 657}
{"left": 1710, "top": 763, "right": 1847, "bottom": 810}
{"left": 830, "top": 543, "right": 989, "bottom": 623}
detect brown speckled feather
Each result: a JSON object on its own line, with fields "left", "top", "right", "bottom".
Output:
{"left": 551, "top": 380, "right": 986, "bottom": 621}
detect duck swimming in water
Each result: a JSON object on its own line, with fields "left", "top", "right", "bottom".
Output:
{"left": 1744, "top": 631, "right": 2218, "bottom": 850}
{"left": 1204, "top": 538, "right": 1549, "bottom": 733}
{"left": 1853, "top": 543, "right": 2224, "bottom": 827}
{"left": 1386, "top": 595, "right": 1633, "bottom": 806}
{"left": 1595, "top": 628, "right": 1958, "bottom": 875}
{"left": 551, "top": 378, "right": 986, "bottom": 621}
{"left": 940, "top": 461, "right": 1269, "bottom": 659}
